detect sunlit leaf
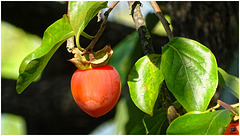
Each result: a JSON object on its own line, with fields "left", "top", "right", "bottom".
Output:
{"left": 167, "top": 110, "right": 234, "bottom": 135}
{"left": 68, "top": 1, "right": 107, "bottom": 49}
{"left": 161, "top": 37, "right": 218, "bottom": 112}
{"left": 16, "top": 15, "right": 75, "bottom": 94}
{"left": 218, "top": 67, "right": 239, "bottom": 98}
{"left": 128, "top": 54, "right": 164, "bottom": 116}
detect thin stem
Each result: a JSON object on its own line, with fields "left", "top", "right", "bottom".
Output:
{"left": 150, "top": 1, "right": 174, "bottom": 40}
{"left": 207, "top": 101, "right": 239, "bottom": 116}
{"left": 128, "top": 1, "right": 154, "bottom": 55}
{"left": 217, "top": 100, "right": 237, "bottom": 115}
{"left": 84, "top": 1, "right": 119, "bottom": 53}
{"left": 66, "top": 1, "right": 76, "bottom": 53}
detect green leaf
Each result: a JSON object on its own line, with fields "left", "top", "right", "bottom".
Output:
{"left": 1, "top": 21, "right": 42, "bottom": 80}
{"left": 161, "top": 37, "right": 218, "bottom": 112}
{"left": 1, "top": 113, "right": 27, "bottom": 135}
{"left": 128, "top": 54, "right": 164, "bottom": 116}
{"left": 90, "top": 98, "right": 129, "bottom": 135}
{"left": 68, "top": 1, "right": 107, "bottom": 49}
{"left": 114, "top": 98, "right": 129, "bottom": 135}
{"left": 16, "top": 15, "right": 75, "bottom": 94}
{"left": 145, "top": 13, "right": 159, "bottom": 33}
{"left": 126, "top": 100, "right": 182, "bottom": 135}
{"left": 109, "top": 32, "right": 142, "bottom": 86}
{"left": 218, "top": 67, "right": 239, "bottom": 98}
{"left": 128, "top": 108, "right": 168, "bottom": 135}
{"left": 125, "top": 94, "right": 145, "bottom": 134}
{"left": 167, "top": 110, "right": 234, "bottom": 135}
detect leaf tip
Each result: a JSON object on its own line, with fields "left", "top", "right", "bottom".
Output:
{"left": 146, "top": 110, "right": 153, "bottom": 117}
{"left": 16, "top": 86, "right": 23, "bottom": 94}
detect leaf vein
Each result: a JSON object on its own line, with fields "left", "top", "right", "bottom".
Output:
{"left": 169, "top": 45, "right": 195, "bottom": 99}
{"left": 205, "top": 110, "right": 223, "bottom": 134}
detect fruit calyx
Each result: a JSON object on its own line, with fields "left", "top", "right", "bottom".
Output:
{"left": 69, "top": 45, "right": 113, "bottom": 70}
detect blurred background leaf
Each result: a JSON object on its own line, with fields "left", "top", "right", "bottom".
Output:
{"left": 218, "top": 67, "right": 239, "bottom": 99}
{"left": 1, "top": 21, "right": 41, "bottom": 80}
{"left": 103, "top": 1, "right": 171, "bottom": 37}
{"left": 152, "top": 15, "right": 172, "bottom": 36}
{"left": 90, "top": 98, "right": 129, "bottom": 135}
{"left": 109, "top": 32, "right": 143, "bottom": 86}
{"left": 1, "top": 113, "right": 27, "bottom": 135}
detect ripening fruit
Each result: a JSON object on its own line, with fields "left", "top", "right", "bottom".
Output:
{"left": 71, "top": 65, "right": 121, "bottom": 117}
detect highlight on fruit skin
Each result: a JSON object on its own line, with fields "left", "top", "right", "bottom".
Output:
{"left": 71, "top": 64, "right": 121, "bottom": 117}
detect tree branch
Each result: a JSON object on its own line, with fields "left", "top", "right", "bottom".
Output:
{"left": 150, "top": 1, "right": 174, "bottom": 40}
{"left": 128, "top": 1, "right": 178, "bottom": 123}
{"left": 128, "top": 1, "right": 155, "bottom": 55}
{"left": 149, "top": 1, "right": 178, "bottom": 123}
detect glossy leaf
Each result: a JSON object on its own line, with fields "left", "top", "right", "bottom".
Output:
{"left": 128, "top": 54, "right": 164, "bottom": 116}
{"left": 161, "top": 37, "right": 218, "bottom": 112}
{"left": 109, "top": 32, "right": 142, "bottom": 86}
{"left": 167, "top": 110, "right": 234, "bottom": 135}
{"left": 68, "top": 1, "right": 107, "bottom": 49}
{"left": 16, "top": 15, "right": 75, "bottom": 94}
{"left": 218, "top": 67, "right": 239, "bottom": 98}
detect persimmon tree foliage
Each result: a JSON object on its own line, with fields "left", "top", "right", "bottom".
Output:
{"left": 16, "top": 1, "right": 239, "bottom": 135}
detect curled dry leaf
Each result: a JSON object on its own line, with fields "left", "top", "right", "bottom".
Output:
{"left": 69, "top": 45, "right": 113, "bottom": 70}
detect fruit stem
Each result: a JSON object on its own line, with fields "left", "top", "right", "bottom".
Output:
{"left": 83, "top": 1, "right": 119, "bottom": 55}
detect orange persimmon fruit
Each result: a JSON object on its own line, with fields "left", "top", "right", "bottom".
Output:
{"left": 71, "top": 65, "right": 121, "bottom": 117}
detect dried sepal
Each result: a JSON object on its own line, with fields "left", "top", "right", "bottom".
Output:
{"left": 69, "top": 45, "right": 113, "bottom": 70}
